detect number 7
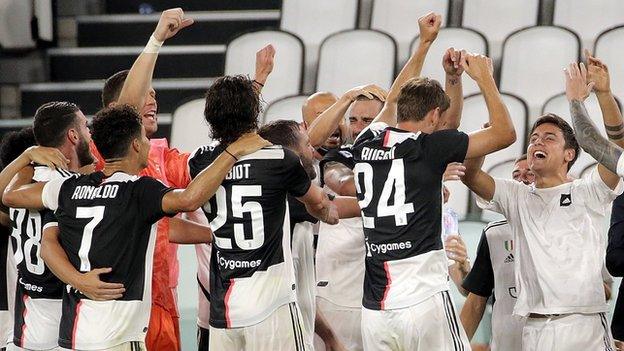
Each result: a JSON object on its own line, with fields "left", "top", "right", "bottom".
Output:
{"left": 76, "top": 206, "right": 105, "bottom": 272}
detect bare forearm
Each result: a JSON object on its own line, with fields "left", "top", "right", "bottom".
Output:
{"left": 117, "top": 52, "right": 157, "bottom": 109}
{"left": 570, "top": 99, "right": 624, "bottom": 174}
{"left": 0, "top": 153, "right": 31, "bottom": 201}
{"left": 387, "top": 40, "right": 432, "bottom": 103}
{"left": 444, "top": 73, "right": 463, "bottom": 129}
{"left": 333, "top": 196, "right": 360, "bottom": 218}
{"left": 308, "top": 97, "right": 353, "bottom": 147}
{"left": 480, "top": 77, "right": 515, "bottom": 146}
{"left": 168, "top": 217, "right": 212, "bottom": 244}
{"left": 460, "top": 294, "right": 488, "bottom": 340}
{"left": 315, "top": 310, "right": 339, "bottom": 344}
{"left": 41, "top": 234, "right": 82, "bottom": 286}
{"left": 596, "top": 92, "right": 624, "bottom": 148}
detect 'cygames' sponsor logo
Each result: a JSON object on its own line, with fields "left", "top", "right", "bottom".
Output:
{"left": 365, "top": 239, "right": 412, "bottom": 257}
{"left": 216, "top": 251, "right": 262, "bottom": 270}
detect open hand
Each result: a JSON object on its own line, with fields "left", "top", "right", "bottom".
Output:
{"left": 153, "top": 8, "right": 194, "bottom": 42}
{"left": 418, "top": 12, "right": 442, "bottom": 44}
{"left": 255, "top": 44, "right": 276, "bottom": 85}
{"left": 443, "top": 162, "right": 466, "bottom": 181}
{"left": 343, "top": 84, "right": 387, "bottom": 103}
{"left": 564, "top": 62, "right": 594, "bottom": 102}
{"left": 445, "top": 234, "right": 468, "bottom": 264}
{"left": 25, "top": 146, "right": 69, "bottom": 170}
{"left": 585, "top": 49, "right": 610, "bottom": 94}
{"left": 227, "top": 133, "right": 272, "bottom": 158}
{"left": 76, "top": 267, "right": 125, "bottom": 301}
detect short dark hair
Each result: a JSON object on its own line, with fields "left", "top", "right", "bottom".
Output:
{"left": 0, "top": 127, "right": 36, "bottom": 169}
{"left": 102, "top": 70, "right": 129, "bottom": 107}
{"left": 204, "top": 75, "right": 260, "bottom": 145}
{"left": 515, "top": 153, "right": 528, "bottom": 164}
{"left": 33, "top": 101, "right": 80, "bottom": 148}
{"left": 397, "top": 77, "right": 450, "bottom": 123}
{"left": 92, "top": 105, "right": 142, "bottom": 159}
{"left": 530, "top": 113, "right": 580, "bottom": 170}
{"left": 258, "top": 120, "right": 301, "bottom": 150}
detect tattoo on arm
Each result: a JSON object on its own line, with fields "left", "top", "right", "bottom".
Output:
{"left": 605, "top": 123, "right": 624, "bottom": 140}
{"left": 448, "top": 77, "right": 459, "bottom": 86}
{"left": 570, "top": 100, "right": 624, "bottom": 173}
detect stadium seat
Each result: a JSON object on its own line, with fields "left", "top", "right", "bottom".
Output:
{"left": 280, "top": 0, "right": 359, "bottom": 91}
{"left": 553, "top": 0, "right": 624, "bottom": 50}
{"left": 500, "top": 26, "right": 580, "bottom": 122}
{"left": 370, "top": 0, "right": 450, "bottom": 64}
{"left": 595, "top": 26, "right": 624, "bottom": 100}
{"left": 462, "top": 0, "right": 539, "bottom": 62}
{"left": 480, "top": 160, "right": 515, "bottom": 223}
{"left": 170, "top": 98, "right": 213, "bottom": 153}
{"left": 263, "top": 94, "right": 309, "bottom": 124}
{"left": 316, "top": 29, "right": 396, "bottom": 95}
{"left": 0, "top": 0, "right": 35, "bottom": 49}
{"left": 445, "top": 180, "right": 470, "bottom": 220}
{"left": 410, "top": 28, "right": 488, "bottom": 96}
{"left": 225, "top": 30, "right": 304, "bottom": 105}
{"left": 459, "top": 93, "right": 529, "bottom": 171}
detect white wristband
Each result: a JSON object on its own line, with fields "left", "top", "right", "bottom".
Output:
{"left": 143, "top": 35, "right": 164, "bottom": 54}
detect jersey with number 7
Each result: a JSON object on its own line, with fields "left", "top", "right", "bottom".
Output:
{"left": 352, "top": 122, "right": 468, "bottom": 310}
{"left": 188, "top": 144, "right": 311, "bottom": 329}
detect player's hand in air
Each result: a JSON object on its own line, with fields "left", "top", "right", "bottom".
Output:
{"left": 460, "top": 53, "right": 494, "bottom": 83}
{"left": 254, "top": 44, "right": 276, "bottom": 86}
{"left": 585, "top": 49, "right": 611, "bottom": 94}
{"left": 445, "top": 234, "right": 468, "bottom": 266}
{"left": 24, "top": 146, "right": 69, "bottom": 170}
{"left": 226, "top": 132, "right": 272, "bottom": 158}
{"left": 443, "top": 162, "right": 466, "bottom": 181}
{"left": 342, "top": 84, "right": 387, "bottom": 103}
{"left": 418, "top": 12, "right": 442, "bottom": 44}
{"left": 76, "top": 267, "right": 126, "bottom": 301}
{"left": 153, "top": 8, "right": 194, "bottom": 42}
{"left": 443, "top": 47, "right": 466, "bottom": 78}
{"left": 564, "top": 62, "right": 595, "bottom": 102}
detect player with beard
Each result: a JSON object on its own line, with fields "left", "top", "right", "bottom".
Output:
{"left": 0, "top": 128, "right": 35, "bottom": 351}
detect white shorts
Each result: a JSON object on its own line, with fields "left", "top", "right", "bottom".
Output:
{"left": 361, "top": 291, "right": 470, "bottom": 351}
{"left": 522, "top": 313, "right": 614, "bottom": 351}
{"left": 13, "top": 295, "right": 61, "bottom": 350}
{"left": 209, "top": 302, "right": 308, "bottom": 351}
{"left": 292, "top": 222, "right": 316, "bottom": 350}
{"left": 315, "top": 297, "right": 363, "bottom": 351}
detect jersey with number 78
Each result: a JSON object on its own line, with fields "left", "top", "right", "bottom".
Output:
{"left": 188, "top": 144, "right": 311, "bottom": 329}
{"left": 352, "top": 122, "right": 468, "bottom": 311}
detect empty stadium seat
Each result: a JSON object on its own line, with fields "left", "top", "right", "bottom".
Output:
{"left": 410, "top": 28, "right": 488, "bottom": 96}
{"left": 459, "top": 93, "right": 529, "bottom": 171}
{"left": 480, "top": 160, "right": 515, "bottom": 222}
{"left": 370, "top": 0, "right": 449, "bottom": 63}
{"left": 595, "top": 26, "right": 624, "bottom": 100}
{"left": 280, "top": 0, "right": 359, "bottom": 91}
{"left": 170, "top": 98, "right": 213, "bottom": 153}
{"left": 462, "top": 0, "right": 539, "bottom": 62}
{"left": 445, "top": 180, "right": 470, "bottom": 219}
{"left": 225, "top": 30, "right": 304, "bottom": 105}
{"left": 0, "top": 0, "right": 35, "bottom": 49}
{"left": 553, "top": 0, "right": 624, "bottom": 50}
{"left": 316, "top": 29, "right": 396, "bottom": 95}
{"left": 263, "top": 94, "right": 309, "bottom": 124}
{"left": 500, "top": 26, "right": 580, "bottom": 122}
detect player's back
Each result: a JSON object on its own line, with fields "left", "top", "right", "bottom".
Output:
{"left": 352, "top": 122, "right": 468, "bottom": 310}
{"left": 44, "top": 171, "right": 171, "bottom": 349}
{"left": 188, "top": 144, "right": 311, "bottom": 329}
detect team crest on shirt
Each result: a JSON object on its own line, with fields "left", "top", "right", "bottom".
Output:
{"left": 560, "top": 193, "right": 572, "bottom": 207}
{"left": 504, "top": 240, "right": 514, "bottom": 252}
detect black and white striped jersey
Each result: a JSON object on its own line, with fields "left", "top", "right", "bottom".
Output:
{"left": 189, "top": 144, "right": 311, "bottom": 329}
{"left": 41, "top": 171, "right": 172, "bottom": 350}
{"left": 352, "top": 122, "right": 469, "bottom": 310}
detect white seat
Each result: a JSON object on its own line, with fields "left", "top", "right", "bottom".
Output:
{"left": 595, "top": 26, "right": 624, "bottom": 100}
{"left": 480, "top": 160, "right": 515, "bottom": 222}
{"left": 0, "top": 0, "right": 35, "bottom": 49}
{"left": 554, "top": 0, "right": 624, "bottom": 50}
{"left": 444, "top": 180, "right": 470, "bottom": 219}
{"left": 459, "top": 93, "right": 528, "bottom": 171}
{"left": 500, "top": 26, "right": 580, "bottom": 122}
{"left": 316, "top": 30, "right": 396, "bottom": 95}
{"left": 541, "top": 92, "right": 616, "bottom": 177}
{"left": 225, "top": 30, "right": 303, "bottom": 106}
{"left": 170, "top": 98, "right": 213, "bottom": 153}
{"left": 370, "top": 0, "right": 449, "bottom": 64}
{"left": 409, "top": 28, "right": 488, "bottom": 96}
{"left": 280, "top": 0, "right": 358, "bottom": 91}
{"left": 462, "top": 0, "right": 539, "bottom": 62}
{"left": 263, "top": 94, "right": 309, "bottom": 124}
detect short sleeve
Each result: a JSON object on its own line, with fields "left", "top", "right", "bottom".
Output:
{"left": 187, "top": 145, "right": 217, "bottom": 180}
{"left": 42, "top": 177, "right": 69, "bottom": 211}
{"left": 579, "top": 167, "right": 624, "bottom": 214}
{"left": 462, "top": 232, "right": 494, "bottom": 297}
{"left": 41, "top": 209, "right": 58, "bottom": 232}
{"left": 353, "top": 122, "right": 388, "bottom": 147}
{"left": 164, "top": 147, "right": 191, "bottom": 188}
{"left": 421, "top": 129, "right": 469, "bottom": 171}
{"left": 283, "top": 149, "right": 312, "bottom": 198}
{"left": 136, "top": 177, "right": 175, "bottom": 224}
{"left": 475, "top": 178, "right": 523, "bottom": 218}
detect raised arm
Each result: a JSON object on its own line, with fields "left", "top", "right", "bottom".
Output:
{"left": 441, "top": 48, "right": 465, "bottom": 129}
{"left": 461, "top": 153, "right": 495, "bottom": 201}
{"left": 566, "top": 62, "right": 623, "bottom": 187}
{"left": 372, "top": 12, "right": 442, "bottom": 127}
{"left": 462, "top": 54, "right": 516, "bottom": 159}
{"left": 252, "top": 44, "right": 275, "bottom": 93}
{"left": 161, "top": 133, "right": 270, "bottom": 214}
{"left": 116, "top": 8, "right": 193, "bottom": 109}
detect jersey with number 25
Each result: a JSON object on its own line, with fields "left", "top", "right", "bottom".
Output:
{"left": 352, "top": 122, "right": 468, "bottom": 311}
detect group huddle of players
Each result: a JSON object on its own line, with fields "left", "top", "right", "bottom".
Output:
{"left": 0, "top": 7, "right": 624, "bottom": 351}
